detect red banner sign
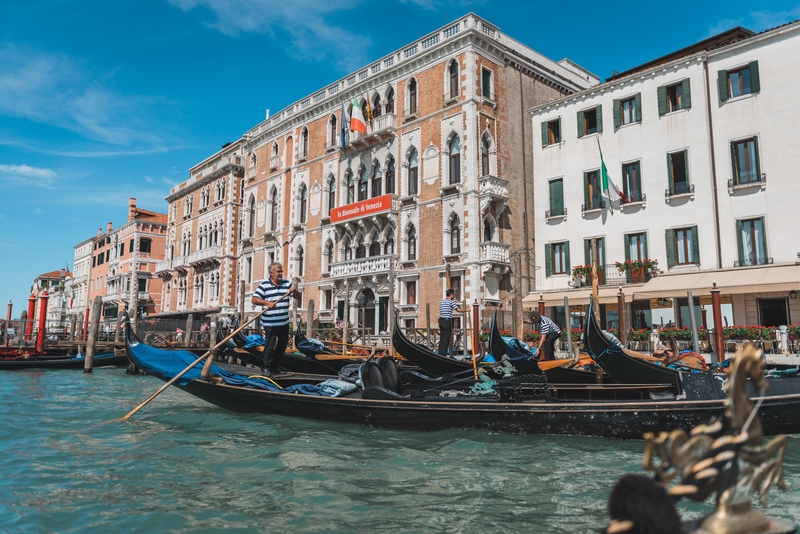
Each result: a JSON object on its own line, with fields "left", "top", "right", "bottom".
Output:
{"left": 330, "top": 194, "right": 393, "bottom": 223}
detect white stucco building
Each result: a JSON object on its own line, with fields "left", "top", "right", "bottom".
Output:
{"left": 528, "top": 23, "right": 800, "bottom": 329}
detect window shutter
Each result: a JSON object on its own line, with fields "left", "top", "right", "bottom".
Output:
{"left": 666, "top": 153, "right": 674, "bottom": 194}
{"left": 657, "top": 86, "right": 667, "bottom": 116}
{"left": 624, "top": 236, "right": 631, "bottom": 261}
{"left": 613, "top": 99, "right": 621, "bottom": 128}
{"left": 665, "top": 229, "right": 677, "bottom": 268}
{"left": 643, "top": 233, "right": 648, "bottom": 258}
{"left": 683, "top": 149, "right": 690, "bottom": 186}
{"left": 577, "top": 111, "right": 585, "bottom": 138}
{"left": 760, "top": 216, "right": 768, "bottom": 258}
{"left": 749, "top": 61, "right": 760, "bottom": 93}
{"left": 541, "top": 121, "right": 549, "bottom": 147}
{"left": 600, "top": 238, "right": 606, "bottom": 265}
{"left": 717, "top": 70, "right": 729, "bottom": 102}
{"left": 564, "top": 242, "right": 571, "bottom": 273}
{"left": 682, "top": 78, "right": 692, "bottom": 109}
{"left": 584, "top": 239, "right": 591, "bottom": 265}
{"left": 550, "top": 179, "right": 563, "bottom": 214}
{"left": 583, "top": 172, "right": 590, "bottom": 208}
{"left": 634, "top": 93, "right": 642, "bottom": 122}
{"left": 753, "top": 135, "right": 761, "bottom": 178}
{"left": 730, "top": 141, "right": 739, "bottom": 185}
{"left": 545, "top": 244, "right": 553, "bottom": 277}
{"left": 736, "top": 220, "right": 744, "bottom": 265}
{"left": 337, "top": 300, "right": 345, "bottom": 320}
{"left": 691, "top": 225, "right": 700, "bottom": 265}
{"left": 596, "top": 105, "right": 603, "bottom": 133}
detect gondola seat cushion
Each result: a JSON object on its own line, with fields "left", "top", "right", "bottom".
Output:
{"left": 360, "top": 361, "right": 405, "bottom": 400}
{"left": 378, "top": 357, "right": 402, "bottom": 394}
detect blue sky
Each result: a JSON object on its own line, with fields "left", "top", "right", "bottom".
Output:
{"left": 1, "top": 0, "right": 799, "bottom": 315}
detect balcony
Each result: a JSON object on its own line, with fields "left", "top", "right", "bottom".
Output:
{"left": 728, "top": 172, "right": 766, "bottom": 194}
{"left": 478, "top": 174, "right": 509, "bottom": 212}
{"left": 665, "top": 183, "right": 695, "bottom": 203}
{"left": 571, "top": 264, "right": 653, "bottom": 287}
{"left": 173, "top": 255, "right": 188, "bottom": 269}
{"left": 480, "top": 242, "right": 510, "bottom": 263}
{"left": 330, "top": 255, "right": 396, "bottom": 280}
{"left": 155, "top": 260, "right": 173, "bottom": 273}
{"left": 619, "top": 193, "right": 647, "bottom": 212}
{"left": 442, "top": 91, "right": 459, "bottom": 107}
{"left": 187, "top": 246, "right": 222, "bottom": 266}
{"left": 325, "top": 139, "right": 341, "bottom": 153}
{"left": 247, "top": 166, "right": 256, "bottom": 180}
{"left": 346, "top": 114, "right": 397, "bottom": 148}
{"left": 581, "top": 199, "right": 605, "bottom": 216}
{"left": 734, "top": 256, "right": 773, "bottom": 268}
{"left": 545, "top": 207, "right": 567, "bottom": 222}
{"left": 102, "top": 292, "right": 120, "bottom": 304}
{"left": 269, "top": 155, "right": 278, "bottom": 170}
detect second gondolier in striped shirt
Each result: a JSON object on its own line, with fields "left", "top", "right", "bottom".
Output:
{"left": 530, "top": 310, "right": 561, "bottom": 361}
{"left": 251, "top": 262, "right": 295, "bottom": 376}
{"left": 438, "top": 289, "right": 466, "bottom": 356}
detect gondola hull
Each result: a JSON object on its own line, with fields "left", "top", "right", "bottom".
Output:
{"left": 0, "top": 352, "right": 127, "bottom": 370}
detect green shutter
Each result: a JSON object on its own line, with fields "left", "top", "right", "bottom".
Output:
{"left": 666, "top": 152, "right": 674, "bottom": 194}
{"left": 379, "top": 297, "right": 387, "bottom": 332}
{"left": 749, "top": 61, "right": 760, "bottom": 93}
{"left": 730, "top": 141, "right": 739, "bottom": 184}
{"left": 541, "top": 121, "right": 549, "bottom": 147}
{"left": 643, "top": 233, "right": 648, "bottom": 258}
{"left": 624, "top": 235, "right": 631, "bottom": 261}
{"left": 691, "top": 225, "right": 700, "bottom": 265}
{"left": 577, "top": 111, "right": 585, "bottom": 138}
{"left": 683, "top": 149, "right": 690, "bottom": 186}
{"left": 550, "top": 179, "right": 563, "bottom": 214}
{"left": 584, "top": 239, "right": 591, "bottom": 265}
{"left": 583, "top": 172, "right": 589, "bottom": 208}
{"left": 613, "top": 99, "right": 621, "bottom": 128}
{"left": 545, "top": 244, "right": 553, "bottom": 277}
{"left": 596, "top": 105, "right": 603, "bottom": 133}
{"left": 760, "top": 216, "right": 768, "bottom": 259}
{"left": 634, "top": 93, "right": 642, "bottom": 122}
{"left": 753, "top": 136, "right": 761, "bottom": 179}
{"left": 682, "top": 78, "right": 692, "bottom": 109}
{"left": 665, "top": 229, "right": 677, "bottom": 268}
{"left": 736, "top": 220, "right": 744, "bottom": 265}
{"left": 337, "top": 300, "right": 344, "bottom": 320}
{"left": 564, "top": 242, "right": 571, "bottom": 273}
{"left": 599, "top": 238, "right": 606, "bottom": 265}
{"left": 657, "top": 86, "right": 667, "bottom": 116}
{"left": 718, "top": 70, "right": 729, "bottom": 102}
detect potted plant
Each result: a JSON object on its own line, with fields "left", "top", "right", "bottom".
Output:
{"left": 616, "top": 258, "right": 658, "bottom": 283}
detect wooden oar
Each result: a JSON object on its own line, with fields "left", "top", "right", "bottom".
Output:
{"left": 120, "top": 290, "right": 292, "bottom": 422}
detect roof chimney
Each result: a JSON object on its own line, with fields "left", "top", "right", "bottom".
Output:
{"left": 107, "top": 221, "right": 113, "bottom": 234}
{"left": 97, "top": 227, "right": 102, "bottom": 238}
{"left": 128, "top": 197, "right": 137, "bottom": 222}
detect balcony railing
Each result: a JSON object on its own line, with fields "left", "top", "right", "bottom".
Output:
{"left": 728, "top": 173, "right": 766, "bottom": 194}
{"left": 173, "top": 255, "right": 188, "bottom": 268}
{"left": 330, "top": 255, "right": 396, "bottom": 280}
{"left": 545, "top": 207, "right": 567, "bottom": 221}
{"left": 478, "top": 174, "right": 509, "bottom": 200}
{"left": 269, "top": 155, "right": 278, "bottom": 170}
{"left": 155, "top": 260, "right": 173, "bottom": 273}
{"left": 665, "top": 183, "right": 695, "bottom": 202}
{"left": 581, "top": 199, "right": 605, "bottom": 214}
{"left": 571, "top": 263, "right": 653, "bottom": 287}
{"left": 480, "top": 242, "right": 510, "bottom": 263}
{"left": 188, "top": 246, "right": 221, "bottom": 265}
{"left": 734, "top": 256, "right": 773, "bottom": 268}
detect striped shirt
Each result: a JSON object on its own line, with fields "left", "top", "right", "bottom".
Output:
{"left": 253, "top": 278, "right": 292, "bottom": 327}
{"left": 536, "top": 315, "right": 561, "bottom": 335}
{"left": 439, "top": 298, "right": 459, "bottom": 319}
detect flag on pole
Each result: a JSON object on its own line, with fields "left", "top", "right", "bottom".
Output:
{"left": 599, "top": 142, "right": 626, "bottom": 207}
{"left": 339, "top": 102, "right": 348, "bottom": 149}
{"left": 364, "top": 91, "right": 373, "bottom": 128}
{"left": 349, "top": 97, "right": 367, "bottom": 135}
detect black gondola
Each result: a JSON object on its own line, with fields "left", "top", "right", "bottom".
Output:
{"left": 488, "top": 312, "right": 600, "bottom": 384}
{"left": 124, "top": 314, "right": 800, "bottom": 438}
{"left": 0, "top": 352, "right": 127, "bottom": 370}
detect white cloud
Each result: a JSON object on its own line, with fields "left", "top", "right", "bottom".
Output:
{"left": 0, "top": 44, "right": 183, "bottom": 150}
{"left": 168, "top": 0, "right": 373, "bottom": 69}
{"left": 0, "top": 164, "right": 58, "bottom": 186}
{"left": 707, "top": 7, "right": 800, "bottom": 37}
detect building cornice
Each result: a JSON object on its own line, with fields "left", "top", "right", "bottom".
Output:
{"left": 166, "top": 163, "right": 244, "bottom": 202}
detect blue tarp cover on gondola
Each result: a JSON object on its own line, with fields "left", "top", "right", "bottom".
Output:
{"left": 129, "top": 340, "right": 347, "bottom": 396}
{"left": 500, "top": 336, "right": 534, "bottom": 361}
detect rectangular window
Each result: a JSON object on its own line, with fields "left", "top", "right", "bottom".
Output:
{"left": 658, "top": 80, "right": 692, "bottom": 115}
{"left": 626, "top": 232, "right": 647, "bottom": 261}
{"left": 622, "top": 161, "right": 642, "bottom": 202}
{"left": 731, "top": 137, "right": 761, "bottom": 185}
{"left": 584, "top": 170, "right": 603, "bottom": 210}
{"left": 405, "top": 281, "right": 417, "bottom": 305}
{"left": 667, "top": 150, "right": 690, "bottom": 195}
{"left": 621, "top": 97, "right": 637, "bottom": 125}
{"left": 119, "top": 243, "right": 124, "bottom": 257}
{"left": 481, "top": 68, "right": 492, "bottom": 99}
{"left": 613, "top": 94, "right": 641, "bottom": 128}
{"left": 737, "top": 218, "right": 768, "bottom": 266}
{"left": 323, "top": 289, "right": 332, "bottom": 310}
{"left": 139, "top": 237, "right": 152, "bottom": 254}
{"left": 583, "top": 237, "right": 605, "bottom": 284}
{"left": 728, "top": 67, "right": 752, "bottom": 98}
{"left": 138, "top": 278, "right": 147, "bottom": 292}
{"left": 450, "top": 276, "right": 462, "bottom": 301}
{"left": 549, "top": 179, "right": 564, "bottom": 216}
{"left": 129, "top": 238, "right": 135, "bottom": 254}
{"left": 551, "top": 242, "right": 567, "bottom": 275}
{"left": 583, "top": 108, "right": 597, "bottom": 135}
{"left": 718, "top": 62, "right": 760, "bottom": 102}
{"left": 541, "top": 119, "right": 561, "bottom": 146}
{"left": 97, "top": 254, "right": 104, "bottom": 266}
{"left": 666, "top": 226, "right": 699, "bottom": 267}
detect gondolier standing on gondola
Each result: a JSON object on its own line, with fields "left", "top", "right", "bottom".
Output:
{"left": 438, "top": 289, "right": 466, "bottom": 356}
{"left": 530, "top": 311, "right": 561, "bottom": 361}
{"left": 251, "top": 262, "right": 295, "bottom": 377}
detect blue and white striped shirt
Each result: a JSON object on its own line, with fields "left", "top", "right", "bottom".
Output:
{"left": 253, "top": 278, "right": 292, "bottom": 327}
{"left": 537, "top": 315, "right": 561, "bottom": 335}
{"left": 439, "top": 299, "right": 459, "bottom": 319}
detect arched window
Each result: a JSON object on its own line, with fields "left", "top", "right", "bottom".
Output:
{"left": 344, "top": 238, "right": 353, "bottom": 261}
{"left": 327, "top": 176, "right": 336, "bottom": 216}
{"left": 329, "top": 115, "right": 337, "bottom": 146}
{"left": 250, "top": 154, "right": 257, "bottom": 168}
{"left": 369, "top": 240, "right": 380, "bottom": 256}
{"left": 271, "top": 142, "right": 278, "bottom": 156}
{"left": 247, "top": 195, "right": 256, "bottom": 237}
{"left": 408, "top": 79, "right": 417, "bottom": 115}
{"left": 372, "top": 93, "right": 382, "bottom": 118}
{"left": 346, "top": 170, "right": 355, "bottom": 204}
{"left": 356, "top": 236, "right": 366, "bottom": 258}
{"left": 371, "top": 163, "right": 382, "bottom": 197}
{"left": 384, "top": 228, "right": 395, "bottom": 254}
{"left": 483, "top": 218, "right": 493, "bottom": 242}
{"left": 481, "top": 135, "right": 491, "bottom": 176}
{"left": 358, "top": 167, "right": 368, "bottom": 201}
{"left": 269, "top": 188, "right": 278, "bottom": 231}
{"left": 386, "top": 88, "right": 395, "bottom": 114}
{"left": 297, "top": 247, "right": 305, "bottom": 276}
{"left": 449, "top": 135, "right": 461, "bottom": 185}
{"left": 450, "top": 216, "right": 461, "bottom": 254}
{"left": 298, "top": 184, "right": 307, "bottom": 224}
{"left": 325, "top": 240, "right": 333, "bottom": 269}
{"left": 385, "top": 157, "right": 395, "bottom": 195}
{"left": 449, "top": 60, "right": 459, "bottom": 98}
{"left": 407, "top": 225, "right": 417, "bottom": 261}
{"left": 301, "top": 128, "right": 309, "bottom": 158}
{"left": 408, "top": 149, "right": 419, "bottom": 195}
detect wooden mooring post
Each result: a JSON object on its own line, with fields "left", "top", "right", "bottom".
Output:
{"left": 84, "top": 295, "right": 103, "bottom": 373}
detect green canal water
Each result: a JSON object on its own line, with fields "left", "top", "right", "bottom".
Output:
{"left": 2, "top": 369, "right": 800, "bottom": 533}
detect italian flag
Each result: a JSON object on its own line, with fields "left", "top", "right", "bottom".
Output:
{"left": 600, "top": 145, "right": 625, "bottom": 203}
{"left": 349, "top": 98, "right": 367, "bottom": 135}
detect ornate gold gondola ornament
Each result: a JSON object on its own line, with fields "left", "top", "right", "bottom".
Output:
{"left": 639, "top": 344, "right": 792, "bottom": 534}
